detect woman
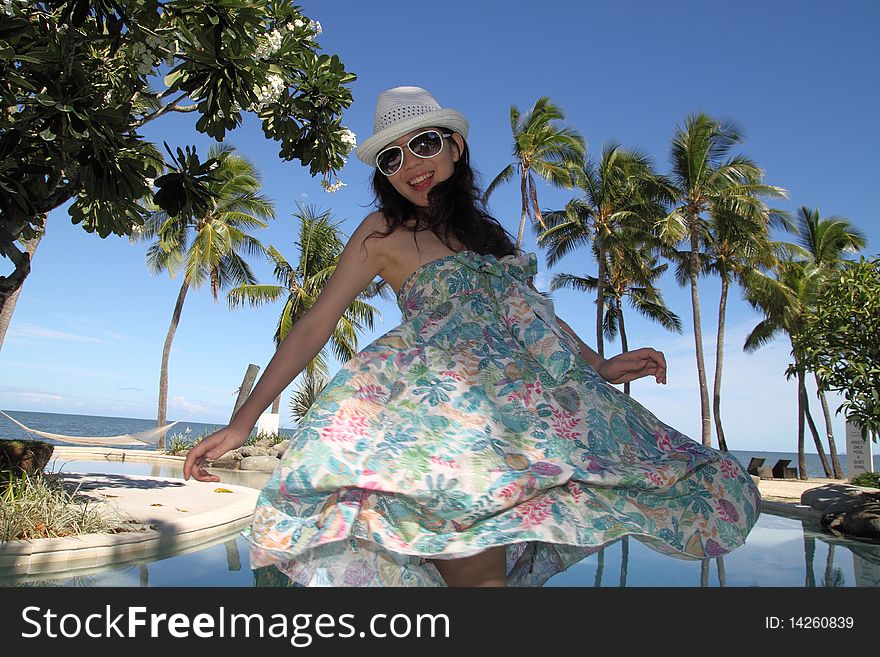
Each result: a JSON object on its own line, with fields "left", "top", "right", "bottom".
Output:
{"left": 184, "top": 86, "right": 761, "bottom": 587}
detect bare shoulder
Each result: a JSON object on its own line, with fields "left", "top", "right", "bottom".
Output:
{"left": 352, "top": 211, "right": 392, "bottom": 270}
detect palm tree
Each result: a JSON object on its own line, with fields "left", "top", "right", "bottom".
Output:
{"left": 743, "top": 258, "right": 831, "bottom": 478}
{"left": 538, "top": 144, "right": 671, "bottom": 358}
{"left": 137, "top": 143, "right": 275, "bottom": 449}
{"left": 549, "top": 235, "right": 682, "bottom": 395}
{"left": 227, "top": 204, "right": 393, "bottom": 422}
{"left": 669, "top": 206, "right": 785, "bottom": 451}
{"left": 603, "top": 239, "right": 682, "bottom": 395}
{"left": 484, "top": 97, "right": 585, "bottom": 253}
{"left": 790, "top": 207, "right": 866, "bottom": 478}
{"left": 657, "top": 114, "right": 787, "bottom": 447}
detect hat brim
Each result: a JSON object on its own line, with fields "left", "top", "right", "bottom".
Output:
{"left": 356, "top": 109, "right": 469, "bottom": 166}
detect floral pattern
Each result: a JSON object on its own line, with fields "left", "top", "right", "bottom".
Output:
{"left": 245, "top": 250, "right": 761, "bottom": 586}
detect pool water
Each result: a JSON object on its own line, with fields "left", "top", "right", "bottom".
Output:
{"left": 9, "top": 459, "right": 880, "bottom": 587}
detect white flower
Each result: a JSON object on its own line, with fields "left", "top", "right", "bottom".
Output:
{"left": 313, "top": 21, "right": 322, "bottom": 36}
{"left": 339, "top": 128, "right": 357, "bottom": 153}
{"left": 294, "top": 19, "right": 304, "bottom": 28}
{"left": 255, "top": 29, "right": 284, "bottom": 60}
{"left": 321, "top": 179, "right": 346, "bottom": 193}
{"left": 254, "top": 74, "right": 287, "bottom": 108}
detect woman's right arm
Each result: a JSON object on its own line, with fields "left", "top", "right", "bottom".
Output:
{"left": 183, "top": 212, "right": 388, "bottom": 481}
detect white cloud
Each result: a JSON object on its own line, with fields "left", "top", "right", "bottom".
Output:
{"left": 0, "top": 360, "right": 137, "bottom": 382}
{"left": 8, "top": 323, "right": 111, "bottom": 344}
{"left": 169, "top": 395, "right": 219, "bottom": 418}
{"left": 55, "top": 314, "right": 127, "bottom": 341}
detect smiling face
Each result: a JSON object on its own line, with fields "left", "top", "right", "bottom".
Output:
{"left": 382, "top": 128, "right": 464, "bottom": 207}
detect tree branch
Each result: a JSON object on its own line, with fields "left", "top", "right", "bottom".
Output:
{"left": 132, "top": 93, "right": 191, "bottom": 128}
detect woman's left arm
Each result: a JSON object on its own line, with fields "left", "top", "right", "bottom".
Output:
{"left": 555, "top": 316, "right": 605, "bottom": 371}
{"left": 526, "top": 280, "right": 665, "bottom": 385}
{"left": 555, "top": 315, "right": 667, "bottom": 385}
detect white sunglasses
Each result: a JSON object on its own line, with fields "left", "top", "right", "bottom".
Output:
{"left": 375, "top": 129, "right": 453, "bottom": 176}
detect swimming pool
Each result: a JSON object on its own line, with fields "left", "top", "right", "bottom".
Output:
{"left": 8, "top": 459, "right": 880, "bottom": 587}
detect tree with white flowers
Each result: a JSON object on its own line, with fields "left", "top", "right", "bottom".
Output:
{"left": 0, "top": 1, "right": 357, "bottom": 348}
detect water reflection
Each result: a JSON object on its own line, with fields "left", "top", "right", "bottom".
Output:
{"left": 8, "top": 513, "right": 879, "bottom": 587}
{"left": 7, "top": 459, "right": 877, "bottom": 587}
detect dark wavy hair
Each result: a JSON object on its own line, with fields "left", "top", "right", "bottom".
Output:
{"left": 361, "top": 133, "right": 516, "bottom": 259}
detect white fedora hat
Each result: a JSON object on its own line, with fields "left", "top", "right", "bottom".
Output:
{"left": 356, "top": 86, "right": 469, "bottom": 166}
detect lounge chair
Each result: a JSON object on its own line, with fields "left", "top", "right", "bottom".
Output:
{"left": 747, "top": 457, "right": 774, "bottom": 479}
{"left": 771, "top": 458, "right": 798, "bottom": 479}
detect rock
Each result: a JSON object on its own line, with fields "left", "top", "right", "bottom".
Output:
{"left": 240, "top": 455, "right": 281, "bottom": 472}
{"left": 240, "top": 445, "right": 274, "bottom": 457}
{"left": 208, "top": 458, "right": 241, "bottom": 470}
{"left": 817, "top": 488, "right": 880, "bottom": 542}
{"left": 207, "top": 450, "right": 242, "bottom": 470}
{"left": 273, "top": 442, "right": 289, "bottom": 457}
{"left": 840, "top": 498, "right": 880, "bottom": 539}
{"left": 801, "top": 484, "right": 867, "bottom": 511}
{"left": 0, "top": 439, "right": 55, "bottom": 480}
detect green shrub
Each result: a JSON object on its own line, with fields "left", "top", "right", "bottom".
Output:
{"left": 850, "top": 471, "right": 880, "bottom": 488}
{"left": 164, "top": 427, "right": 196, "bottom": 455}
{"left": 1, "top": 468, "right": 131, "bottom": 542}
{"left": 245, "top": 430, "right": 288, "bottom": 447}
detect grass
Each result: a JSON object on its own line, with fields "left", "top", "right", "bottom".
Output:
{"left": 0, "top": 468, "right": 132, "bottom": 542}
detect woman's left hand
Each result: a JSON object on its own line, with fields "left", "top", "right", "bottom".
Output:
{"left": 598, "top": 348, "right": 667, "bottom": 385}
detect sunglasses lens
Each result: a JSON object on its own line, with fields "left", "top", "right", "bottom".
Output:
{"left": 410, "top": 131, "right": 443, "bottom": 157}
{"left": 377, "top": 131, "right": 447, "bottom": 176}
{"left": 377, "top": 147, "right": 403, "bottom": 175}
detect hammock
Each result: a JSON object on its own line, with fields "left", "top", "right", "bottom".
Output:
{"left": 0, "top": 410, "right": 184, "bottom": 448}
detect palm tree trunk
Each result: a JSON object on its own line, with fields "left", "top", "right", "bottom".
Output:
{"left": 139, "top": 564, "right": 149, "bottom": 587}
{"left": 595, "top": 245, "right": 607, "bottom": 358}
{"left": 594, "top": 548, "right": 604, "bottom": 587}
{"left": 716, "top": 556, "right": 727, "bottom": 587}
{"left": 804, "top": 534, "right": 816, "bottom": 587}
{"left": 803, "top": 392, "right": 832, "bottom": 477}
{"left": 795, "top": 365, "right": 808, "bottom": 480}
{"left": 618, "top": 302, "right": 630, "bottom": 395}
{"left": 700, "top": 560, "right": 709, "bottom": 587}
{"left": 815, "top": 380, "right": 844, "bottom": 478}
{"left": 688, "top": 219, "right": 712, "bottom": 447}
{"left": 619, "top": 536, "right": 629, "bottom": 587}
{"left": 0, "top": 229, "right": 43, "bottom": 351}
{"left": 157, "top": 279, "right": 190, "bottom": 450}
{"left": 712, "top": 275, "right": 730, "bottom": 452}
{"left": 516, "top": 167, "right": 529, "bottom": 253}
{"left": 528, "top": 172, "right": 545, "bottom": 229}
{"left": 824, "top": 545, "right": 835, "bottom": 587}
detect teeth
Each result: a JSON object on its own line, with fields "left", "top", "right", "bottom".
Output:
{"left": 409, "top": 172, "right": 433, "bottom": 186}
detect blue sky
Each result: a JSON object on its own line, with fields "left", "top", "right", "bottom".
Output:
{"left": 1, "top": 0, "right": 877, "bottom": 453}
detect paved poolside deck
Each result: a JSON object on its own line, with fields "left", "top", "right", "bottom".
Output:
{"left": 0, "top": 447, "right": 854, "bottom": 581}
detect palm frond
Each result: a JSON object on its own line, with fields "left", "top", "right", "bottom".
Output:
{"left": 226, "top": 284, "right": 286, "bottom": 309}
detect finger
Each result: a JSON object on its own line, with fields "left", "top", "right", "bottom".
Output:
{"left": 654, "top": 349, "right": 667, "bottom": 370}
{"left": 193, "top": 461, "right": 220, "bottom": 483}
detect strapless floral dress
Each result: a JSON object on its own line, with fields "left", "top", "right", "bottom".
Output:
{"left": 244, "top": 250, "right": 761, "bottom": 586}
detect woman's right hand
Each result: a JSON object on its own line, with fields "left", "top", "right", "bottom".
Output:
{"left": 183, "top": 424, "right": 250, "bottom": 482}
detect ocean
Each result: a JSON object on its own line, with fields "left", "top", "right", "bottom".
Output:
{"left": 1, "top": 408, "right": 877, "bottom": 479}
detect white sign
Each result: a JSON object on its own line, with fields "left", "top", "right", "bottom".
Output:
{"left": 257, "top": 412, "right": 280, "bottom": 436}
{"left": 845, "top": 421, "right": 874, "bottom": 477}
{"left": 853, "top": 553, "right": 880, "bottom": 587}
